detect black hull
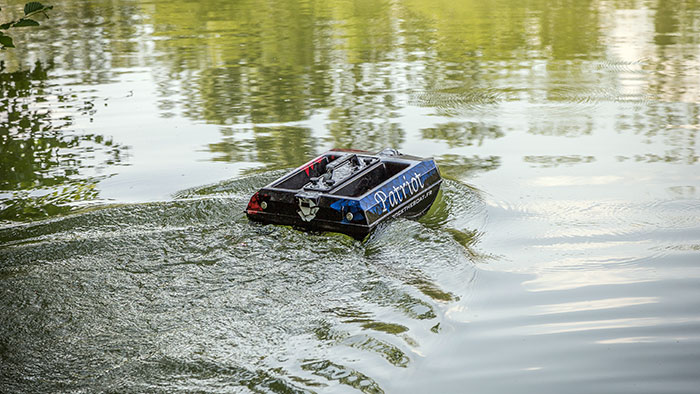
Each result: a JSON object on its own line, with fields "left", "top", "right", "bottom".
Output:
{"left": 246, "top": 148, "right": 442, "bottom": 239}
{"left": 247, "top": 180, "right": 441, "bottom": 239}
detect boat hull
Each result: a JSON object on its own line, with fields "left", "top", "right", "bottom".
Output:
{"left": 246, "top": 149, "right": 442, "bottom": 239}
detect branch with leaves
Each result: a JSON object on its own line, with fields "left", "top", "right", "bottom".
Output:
{"left": 0, "top": 2, "right": 53, "bottom": 49}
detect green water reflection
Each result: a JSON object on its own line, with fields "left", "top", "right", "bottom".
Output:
{"left": 1, "top": 0, "right": 698, "bottom": 222}
{"left": 131, "top": 0, "right": 698, "bottom": 166}
{"left": 0, "top": 60, "right": 128, "bottom": 221}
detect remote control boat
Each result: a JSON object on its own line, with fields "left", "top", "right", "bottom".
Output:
{"left": 246, "top": 148, "right": 442, "bottom": 239}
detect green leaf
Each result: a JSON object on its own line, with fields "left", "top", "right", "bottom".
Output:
{"left": 0, "top": 23, "right": 12, "bottom": 30}
{"left": 24, "top": 2, "right": 45, "bottom": 15}
{"left": 0, "top": 35, "right": 15, "bottom": 48}
{"left": 14, "top": 19, "right": 41, "bottom": 27}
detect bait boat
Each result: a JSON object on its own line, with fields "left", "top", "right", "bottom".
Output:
{"left": 245, "top": 148, "right": 442, "bottom": 239}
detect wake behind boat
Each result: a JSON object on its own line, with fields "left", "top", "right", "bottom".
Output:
{"left": 246, "top": 148, "right": 442, "bottom": 239}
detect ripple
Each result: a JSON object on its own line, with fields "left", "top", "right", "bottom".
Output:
{"left": 410, "top": 86, "right": 503, "bottom": 115}
{"left": 550, "top": 84, "right": 653, "bottom": 106}
{"left": 523, "top": 155, "right": 596, "bottom": 168}
{"left": 487, "top": 197, "right": 700, "bottom": 244}
{"left": 302, "top": 359, "right": 384, "bottom": 393}
{"left": 0, "top": 171, "right": 483, "bottom": 392}
{"left": 596, "top": 58, "right": 649, "bottom": 74}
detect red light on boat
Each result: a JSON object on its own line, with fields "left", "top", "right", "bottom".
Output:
{"left": 246, "top": 192, "right": 263, "bottom": 213}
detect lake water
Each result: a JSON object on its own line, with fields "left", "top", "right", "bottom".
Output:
{"left": 1, "top": 0, "right": 700, "bottom": 392}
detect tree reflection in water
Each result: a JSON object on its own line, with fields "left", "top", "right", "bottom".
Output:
{"left": 0, "top": 61, "right": 128, "bottom": 222}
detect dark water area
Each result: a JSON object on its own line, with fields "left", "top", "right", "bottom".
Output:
{"left": 1, "top": 0, "right": 700, "bottom": 392}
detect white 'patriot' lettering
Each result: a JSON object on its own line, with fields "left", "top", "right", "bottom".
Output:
{"left": 374, "top": 190, "right": 388, "bottom": 212}
{"left": 373, "top": 172, "right": 426, "bottom": 213}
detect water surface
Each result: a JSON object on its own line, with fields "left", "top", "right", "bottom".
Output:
{"left": 1, "top": 0, "right": 699, "bottom": 392}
